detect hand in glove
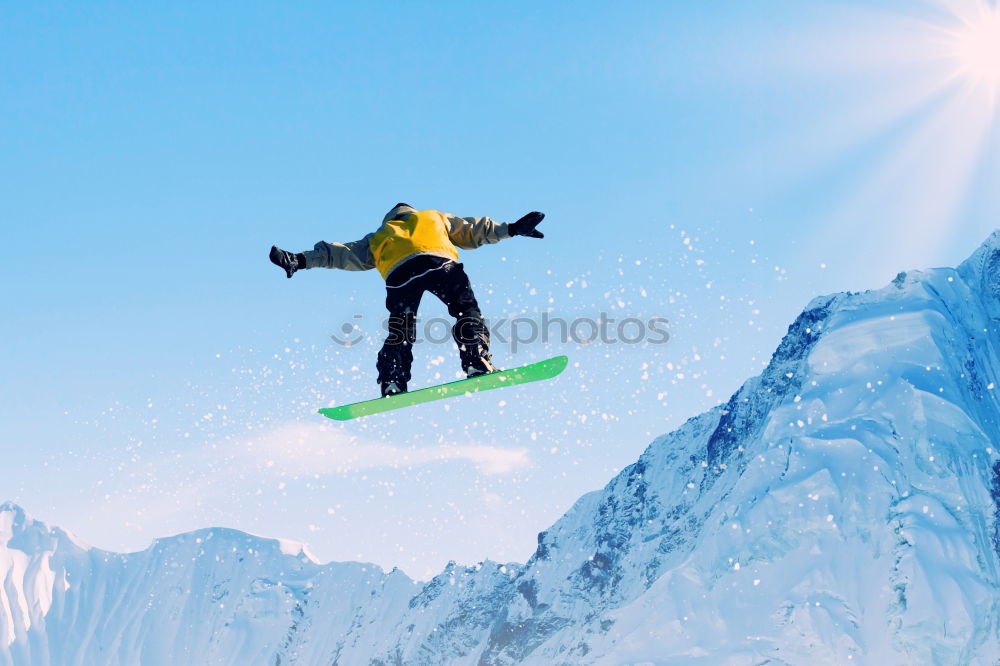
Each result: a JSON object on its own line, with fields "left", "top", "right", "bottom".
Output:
{"left": 508, "top": 212, "right": 545, "bottom": 239}
{"left": 270, "top": 245, "right": 306, "bottom": 278}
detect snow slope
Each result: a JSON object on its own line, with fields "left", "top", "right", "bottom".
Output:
{"left": 4, "top": 233, "right": 1000, "bottom": 665}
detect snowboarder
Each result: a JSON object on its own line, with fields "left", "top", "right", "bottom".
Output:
{"left": 269, "top": 204, "right": 545, "bottom": 397}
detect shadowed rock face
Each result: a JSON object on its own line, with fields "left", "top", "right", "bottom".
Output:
{"left": 4, "top": 233, "right": 1000, "bottom": 665}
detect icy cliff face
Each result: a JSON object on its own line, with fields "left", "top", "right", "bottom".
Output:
{"left": 4, "top": 234, "right": 1000, "bottom": 665}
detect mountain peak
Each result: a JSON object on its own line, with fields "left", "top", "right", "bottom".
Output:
{"left": 1, "top": 502, "right": 91, "bottom": 555}
{"left": 0, "top": 500, "right": 26, "bottom": 516}
{"left": 959, "top": 228, "right": 1000, "bottom": 303}
{"left": 146, "top": 525, "right": 323, "bottom": 566}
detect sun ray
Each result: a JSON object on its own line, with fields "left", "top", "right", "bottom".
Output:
{"left": 931, "top": 0, "right": 1000, "bottom": 112}
{"left": 656, "top": 0, "right": 999, "bottom": 281}
{"left": 813, "top": 83, "right": 995, "bottom": 281}
{"left": 751, "top": 0, "right": 1000, "bottom": 281}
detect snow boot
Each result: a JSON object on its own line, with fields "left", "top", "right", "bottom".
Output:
{"left": 464, "top": 351, "right": 498, "bottom": 378}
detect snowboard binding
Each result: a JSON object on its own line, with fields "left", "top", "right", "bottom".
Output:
{"left": 380, "top": 380, "right": 407, "bottom": 397}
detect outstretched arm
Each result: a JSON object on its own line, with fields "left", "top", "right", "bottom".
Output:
{"left": 269, "top": 235, "right": 374, "bottom": 278}
{"left": 443, "top": 213, "right": 511, "bottom": 250}
{"left": 442, "top": 211, "right": 545, "bottom": 249}
{"left": 301, "top": 234, "right": 376, "bottom": 271}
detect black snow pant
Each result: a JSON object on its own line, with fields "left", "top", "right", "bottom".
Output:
{"left": 376, "top": 255, "right": 492, "bottom": 385}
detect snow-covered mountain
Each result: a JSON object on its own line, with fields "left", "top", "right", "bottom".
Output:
{"left": 5, "top": 233, "right": 1000, "bottom": 665}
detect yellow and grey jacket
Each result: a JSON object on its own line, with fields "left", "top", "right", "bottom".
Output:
{"left": 302, "top": 205, "right": 512, "bottom": 280}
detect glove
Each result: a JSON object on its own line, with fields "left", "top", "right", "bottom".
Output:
{"left": 508, "top": 212, "right": 545, "bottom": 239}
{"left": 270, "top": 245, "right": 306, "bottom": 278}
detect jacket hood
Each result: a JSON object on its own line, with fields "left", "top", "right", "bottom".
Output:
{"left": 383, "top": 203, "right": 416, "bottom": 224}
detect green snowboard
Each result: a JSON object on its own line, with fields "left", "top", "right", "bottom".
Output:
{"left": 318, "top": 355, "right": 569, "bottom": 421}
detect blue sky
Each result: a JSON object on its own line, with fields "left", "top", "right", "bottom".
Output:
{"left": 2, "top": 0, "right": 999, "bottom": 578}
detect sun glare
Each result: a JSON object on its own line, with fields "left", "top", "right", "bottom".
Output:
{"left": 944, "top": 2, "right": 1000, "bottom": 103}
{"left": 787, "top": 1, "right": 1000, "bottom": 276}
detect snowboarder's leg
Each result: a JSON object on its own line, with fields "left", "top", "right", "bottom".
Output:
{"left": 377, "top": 286, "right": 423, "bottom": 395}
{"left": 427, "top": 263, "right": 497, "bottom": 377}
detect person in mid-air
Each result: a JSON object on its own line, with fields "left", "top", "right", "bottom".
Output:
{"left": 269, "top": 204, "right": 545, "bottom": 397}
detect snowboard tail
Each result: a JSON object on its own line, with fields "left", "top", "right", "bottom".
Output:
{"left": 318, "top": 355, "right": 569, "bottom": 421}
